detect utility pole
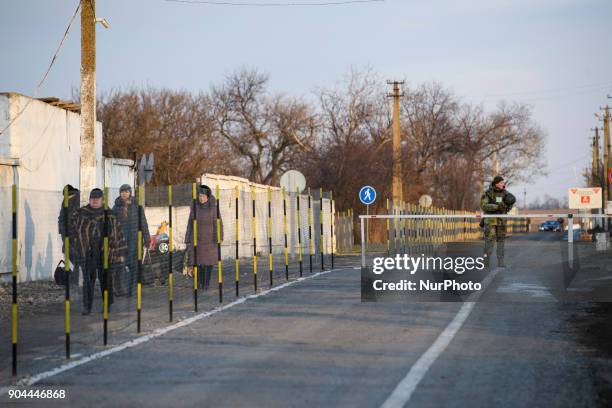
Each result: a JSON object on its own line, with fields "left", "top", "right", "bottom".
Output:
{"left": 602, "top": 105, "right": 611, "bottom": 205}
{"left": 591, "top": 127, "right": 601, "bottom": 187}
{"left": 387, "top": 81, "right": 404, "bottom": 207}
{"left": 80, "top": 0, "right": 96, "bottom": 201}
{"left": 492, "top": 152, "right": 500, "bottom": 175}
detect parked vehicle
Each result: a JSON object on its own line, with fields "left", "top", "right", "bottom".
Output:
{"left": 539, "top": 220, "right": 561, "bottom": 232}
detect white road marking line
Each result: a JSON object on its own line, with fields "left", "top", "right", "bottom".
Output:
{"left": 380, "top": 267, "right": 501, "bottom": 408}
{"left": 0, "top": 268, "right": 342, "bottom": 395}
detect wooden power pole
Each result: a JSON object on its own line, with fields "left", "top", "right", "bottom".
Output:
{"left": 602, "top": 106, "right": 611, "bottom": 205}
{"left": 591, "top": 127, "right": 600, "bottom": 187}
{"left": 80, "top": 0, "right": 96, "bottom": 199}
{"left": 387, "top": 81, "right": 404, "bottom": 206}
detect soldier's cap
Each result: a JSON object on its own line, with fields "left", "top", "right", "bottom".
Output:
{"left": 492, "top": 175, "right": 504, "bottom": 185}
{"left": 119, "top": 184, "right": 132, "bottom": 193}
{"left": 89, "top": 188, "right": 104, "bottom": 199}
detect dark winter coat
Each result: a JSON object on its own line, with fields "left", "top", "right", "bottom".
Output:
{"left": 72, "top": 205, "right": 127, "bottom": 265}
{"left": 58, "top": 192, "right": 80, "bottom": 260}
{"left": 185, "top": 196, "right": 223, "bottom": 266}
{"left": 112, "top": 196, "right": 150, "bottom": 263}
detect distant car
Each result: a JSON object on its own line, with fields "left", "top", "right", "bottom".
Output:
{"left": 539, "top": 221, "right": 561, "bottom": 232}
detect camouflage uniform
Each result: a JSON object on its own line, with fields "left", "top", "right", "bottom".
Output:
{"left": 480, "top": 182, "right": 512, "bottom": 265}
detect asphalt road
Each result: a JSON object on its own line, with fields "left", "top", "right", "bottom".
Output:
{"left": 2, "top": 232, "right": 611, "bottom": 407}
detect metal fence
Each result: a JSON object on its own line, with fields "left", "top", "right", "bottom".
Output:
{"left": 0, "top": 181, "right": 361, "bottom": 381}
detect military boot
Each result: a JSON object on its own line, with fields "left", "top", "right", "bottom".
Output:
{"left": 483, "top": 254, "right": 490, "bottom": 268}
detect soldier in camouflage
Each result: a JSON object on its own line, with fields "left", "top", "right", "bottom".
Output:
{"left": 480, "top": 175, "right": 515, "bottom": 268}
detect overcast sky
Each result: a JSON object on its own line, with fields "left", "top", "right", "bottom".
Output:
{"left": 1, "top": 0, "right": 611, "bottom": 204}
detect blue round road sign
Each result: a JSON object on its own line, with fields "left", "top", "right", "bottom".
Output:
{"left": 359, "top": 186, "right": 377, "bottom": 205}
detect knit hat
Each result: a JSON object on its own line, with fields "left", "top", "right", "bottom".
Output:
{"left": 198, "top": 184, "right": 212, "bottom": 198}
{"left": 492, "top": 175, "right": 504, "bottom": 186}
{"left": 89, "top": 188, "right": 104, "bottom": 199}
{"left": 63, "top": 184, "right": 79, "bottom": 195}
{"left": 119, "top": 184, "right": 132, "bottom": 193}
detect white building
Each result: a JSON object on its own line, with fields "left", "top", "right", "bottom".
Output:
{"left": 0, "top": 92, "right": 134, "bottom": 282}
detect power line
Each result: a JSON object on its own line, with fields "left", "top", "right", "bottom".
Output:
{"left": 463, "top": 81, "right": 612, "bottom": 101}
{"left": 0, "top": 1, "right": 81, "bottom": 136}
{"left": 545, "top": 153, "right": 591, "bottom": 173}
{"left": 164, "top": 0, "right": 383, "bottom": 6}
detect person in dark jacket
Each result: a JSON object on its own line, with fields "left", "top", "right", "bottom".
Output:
{"left": 58, "top": 185, "right": 81, "bottom": 278}
{"left": 112, "top": 184, "right": 150, "bottom": 297}
{"left": 185, "top": 185, "right": 223, "bottom": 290}
{"left": 73, "top": 189, "right": 127, "bottom": 315}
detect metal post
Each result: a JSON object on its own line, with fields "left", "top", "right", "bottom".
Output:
{"left": 137, "top": 186, "right": 143, "bottom": 331}
{"left": 268, "top": 187, "right": 273, "bottom": 287}
{"left": 308, "top": 188, "right": 313, "bottom": 273}
{"left": 252, "top": 186, "right": 257, "bottom": 292}
{"left": 168, "top": 185, "right": 173, "bottom": 322}
{"left": 282, "top": 187, "right": 289, "bottom": 280}
{"left": 386, "top": 198, "right": 390, "bottom": 255}
{"left": 319, "top": 188, "right": 324, "bottom": 271}
{"left": 360, "top": 217, "right": 366, "bottom": 269}
{"left": 330, "top": 191, "right": 334, "bottom": 269}
{"left": 63, "top": 186, "right": 71, "bottom": 358}
{"left": 366, "top": 204, "right": 369, "bottom": 244}
{"left": 568, "top": 213, "right": 574, "bottom": 244}
{"left": 235, "top": 186, "right": 240, "bottom": 296}
{"left": 103, "top": 187, "right": 109, "bottom": 345}
{"left": 216, "top": 185, "right": 222, "bottom": 303}
{"left": 192, "top": 183, "right": 198, "bottom": 311}
{"left": 296, "top": 188, "right": 303, "bottom": 277}
{"left": 11, "top": 184, "right": 18, "bottom": 376}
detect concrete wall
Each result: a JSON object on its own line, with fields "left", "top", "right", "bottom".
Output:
{"left": 0, "top": 93, "right": 133, "bottom": 282}
{"left": 104, "top": 158, "right": 135, "bottom": 191}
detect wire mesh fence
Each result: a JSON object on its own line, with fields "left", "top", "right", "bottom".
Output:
{"left": 359, "top": 213, "right": 612, "bottom": 304}
{"left": 10, "top": 180, "right": 600, "bottom": 382}
{"left": 0, "top": 181, "right": 362, "bottom": 382}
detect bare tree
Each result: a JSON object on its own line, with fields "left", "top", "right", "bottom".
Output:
{"left": 211, "top": 68, "right": 316, "bottom": 185}
{"left": 307, "top": 67, "right": 392, "bottom": 211}
{"left": 95, "top": 68, "right": 547, "bottom": 215}
{"left": 98, "top": 87, "right": 235, "bottom": 185}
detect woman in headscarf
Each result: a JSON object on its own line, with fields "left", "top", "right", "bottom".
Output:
{"left": 185, "top": 185, "right": 223, "bottom": 290}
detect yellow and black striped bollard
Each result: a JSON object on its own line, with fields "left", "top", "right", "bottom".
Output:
{"left": 12, "top": 184, "right": 18, "bottom": 375}
{"left": 103, "top": 187, "right": 110, "bottom": 345}
{"left": 329, "top": 191, "right": 334, "bottom": 268}
{"left": 137, "top": 185, "right": 144, "bottom": 330}
{"left": 168, "top": 185, "right": 174, "bottom": 322}
{"left": 296, "top": 188, "right": 303, "bottom": 277}
{"left": 235, "top": 186, "right": 240, "bottom": 296}
{"left": 192, "top": 182, "right": 199, "bottom": 312}
{"left": 319, "top": 188, "right": 324, "bottom": 271}
{"left": 252, "top": 186, "right": 257, "bottom": 292}
{"left": 268, "top": 187, "right": 273, "bottom": 287}
{"left": 63, "top": 186, "right": 71, "bottom": 359}
{"left": 216, "top": 185, "right": 223, "bottom": 303}
{"left": 282, "top": 187, "right": 289, "bottom": 280}
{"left": 308, "top": 188, "right": 313, "bottom": 274}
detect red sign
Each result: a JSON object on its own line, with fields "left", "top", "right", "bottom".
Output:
{"left": 581, "top": 196, "right": 591, "bottom": 204}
